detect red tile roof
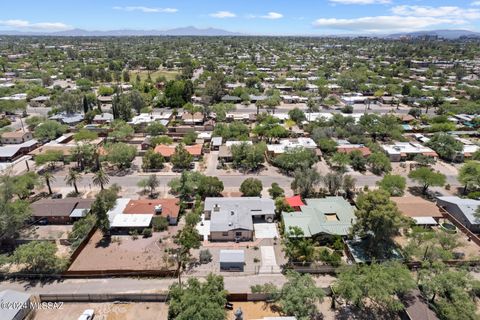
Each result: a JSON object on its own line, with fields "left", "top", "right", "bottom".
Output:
{"left": 154, "top": 144, "right": 203, "bottom": 157}
{"left": 337, "top": 146, "right": 372, "bottom": 157}
{"left": 285, "top": 195, "right": 305, "bottom": 208}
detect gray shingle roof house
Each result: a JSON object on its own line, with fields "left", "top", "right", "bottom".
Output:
{"left": 204, "top": 197, "right": 275, "bottom": 242}
{"left": 437, "top": 196, "right": 480, "bottom": 232}
{"left": 282, "top": 197, "right": 356, "bottom": 238}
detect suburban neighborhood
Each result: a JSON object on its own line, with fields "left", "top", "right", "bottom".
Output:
{"left": 1, "top": 1, "right": 480, "bottom": 319}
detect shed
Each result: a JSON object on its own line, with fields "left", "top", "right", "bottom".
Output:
{"left": 220, "top": 250, "right": 245, "bottom": 271}
{"left": 211, "top": 137, "right": 223, "bottom": 150}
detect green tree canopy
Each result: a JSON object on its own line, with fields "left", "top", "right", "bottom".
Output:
{"left": 240, "top": 178, "right": 263, "bottom": 197}
{"left": 426, "top": 133, "right": 463, "bottom": 161}
{"left": 408, "top": 167, "right": 446, "bottom": 194}
{"left": 252, "top": 271, "right": 325, "bottom": 320}
{"left": 168, "top": 274, "right": 227, "bottom": 320}
{"left": 105, "top": 142, "right": 137, "bottom": 169}
{"left": 13, "top": 241, "right": 65, "bottom": 273}
{"left": 34, "top": 120, "right": 67, "bottom": 141}
{"left": 334, "top": 261, "right": 416, "bottom": 313}
{"left": 273, "top": 147, "right": 317, "bottom": 173}
{"left": 377, "top": 174, "right": 406, "bottom": 196}
{"left": 231, "top": 142, "right": 266, "bottom": 172}
{"left": 171, "top": 143, "right": 194, "bottom": 170}
{"left": 458, "top": 161, "right": 480, "bottom": 194}
{"left": 352, "top": 190, "right": 411, "bottom": 258}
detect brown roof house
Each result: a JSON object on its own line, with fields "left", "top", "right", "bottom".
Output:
{"left": 392, "top": 196, "right": 443, "bottom": 226}
{"left": 30, "top": 198, "right": 94, "bottom": 224}
{"left": 154, "top": 143, "right": 203, "bottom": 160}
{"left": 181, "top": 112, "right": 204, "bottom": 125}
{"left": 107, "top": 198, "right": 180, "bottom": 232}
{"left": 1, "top": 130, "right": 33, "bottom": 144}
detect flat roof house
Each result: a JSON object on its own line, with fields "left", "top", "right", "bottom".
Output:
{"left": 282, "top": 197, "right": 356, "bottom": 238}
{"left": 437, "top": 196, "right": 480, "bottom": 233}
{"left": 382, "top": 142, "right": 438, "bottom": 162}
{"left": 204, "top": 197, "right": 275, "bottom": 242}
{"left": 30, "top": 198, "right": 94, "bottom": 224}
{"left": 266, "top": 138, "right": 318, "bottom": 157}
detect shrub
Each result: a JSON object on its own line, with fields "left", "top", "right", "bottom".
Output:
{"left": 317, "top": 248, "right": 342, "bottom": 267}
{"left": 142, "top": 228, "right": 152, "bottom": 238}
{"left": 152, "top": 216, "right": 169, "bottom": 231}
{"left": 199, "top": 249, "right": 212, "bottom": 264}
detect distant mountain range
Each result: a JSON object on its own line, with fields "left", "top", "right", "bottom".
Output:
{"left": 0, "top": 27, "right": 479, "bottom": 39}
{"left": 386, "top": 29, "right": 480, "bottom": 40}
{"left": 0, "top": 26, "right": 243, "bottom": 37}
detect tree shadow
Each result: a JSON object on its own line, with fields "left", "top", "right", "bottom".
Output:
{"left": 95, "top": 235, "right": 112, "bottom": 248}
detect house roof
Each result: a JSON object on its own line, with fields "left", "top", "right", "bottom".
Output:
{"left": 123, "top": 198, "right": 180, "bottom": 219}
{"left": 402, "top": 290, "right": 439, "bottom": 320}
{"left": 206, "top": 197, "right": 275, "bottom": 232}
{"left": 336, "top": 145, "right": 372, "bottom": 157}
{"left": 1, "top": 130, "right": 30, "bottom": 139}
{"left": 111, "top": 214, "right": 153, "bottom": 228}
{"left": 31, "top": 198, "right": 94, "bottom": 217}
{"left": 392, "top": 196, "right": 444, "bottom": 218}
{"left": 181, "top": 112, "right": 203, "bottom": 121}
{"left": 154, "top": 144, "right": 203, "bottom": 157}
{"left": 285, "top": 195, "right": 305, "bottom": 208}
{"left": 437, "top": 196, "right": 480, "bottom": 225}
{"left": 282, "top": 197, "right": 356, "bottom": 237}
{"left": 211, "top": 137, "right": 223, "bottom": 146}
{"left": 0, "top": 139, "right": 37, "bottom": 157}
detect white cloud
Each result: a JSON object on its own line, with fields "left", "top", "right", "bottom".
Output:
{"left": 0, "top": 19, "right": 71, "bottom": 31}
{"left": 313, "top": 16, "right": 462, "bottom": 33}
{"left": 392, "top": 5, "right": 480, "bottom": 20}
{"left": 329, "top": 0, "right": 391, "bottom": 4}
{"left": 210, "top": 11, "right": 236, "bottom": 18}
{"left": 113, "top": 6, "right": 178, "bottom": 13}
{"left": 472, "top": 1, "right": 480, "bottom": 6}
{"left": 260, "top": 12, "right": 284, "bottom": 20}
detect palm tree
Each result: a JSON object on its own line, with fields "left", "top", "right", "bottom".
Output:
{"left": 92, "top": 167, "right": 109, "bottom": 190}
{"left": 65, "top": 168, "right": 82, "bottom": 194}
{"left": 43, "top": 171, "right": 56, "bottom": 195}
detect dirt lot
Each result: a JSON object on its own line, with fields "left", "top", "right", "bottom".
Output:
{"left": 33, "top": 302, "right": 168, "bottom": 320}
{"left": 68, "top": 229, "right": 178, "bottom": 272}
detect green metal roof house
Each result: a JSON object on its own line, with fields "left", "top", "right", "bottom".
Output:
{"left": 282, "top": 196, "right": 356, "bottom": 237}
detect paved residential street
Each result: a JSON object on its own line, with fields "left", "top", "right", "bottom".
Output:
{"left": 0, "top": 274, "right": 336, "bottom": 294}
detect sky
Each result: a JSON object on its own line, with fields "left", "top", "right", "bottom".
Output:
{"left": 0, "top": 0, "right": 479, "bottom": 35}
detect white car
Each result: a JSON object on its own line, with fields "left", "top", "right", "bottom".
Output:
{"left": 78, "top": 309, "right": 94, "bottom": 320}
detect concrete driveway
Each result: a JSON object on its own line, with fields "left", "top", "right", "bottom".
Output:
{"left": 254, "top": 223, "right": 279, "bottom": 239}
{"left": 259, "top": 246, "right": 281, "bottom": 274}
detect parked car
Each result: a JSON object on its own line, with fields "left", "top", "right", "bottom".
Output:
{"left": 78, "top": 309, "right": 94, "bottom": 320}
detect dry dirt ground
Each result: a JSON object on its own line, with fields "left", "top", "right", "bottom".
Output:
{"left": 33, "top": 302, "right": 168, "bottom": 320}
{"left": 68, "top": 229, "right": 178, "bottom": 271}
